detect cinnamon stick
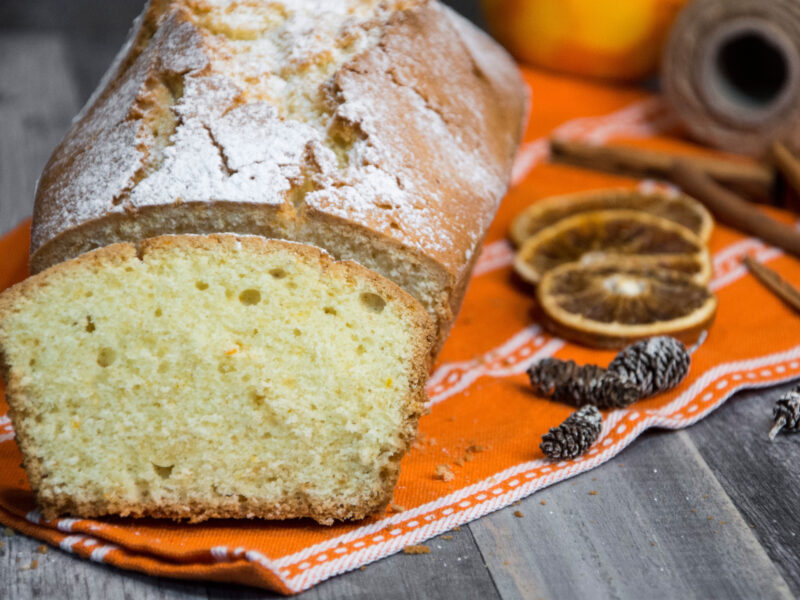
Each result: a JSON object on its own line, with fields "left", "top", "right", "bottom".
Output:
{"left": 550, "top": 139, "right": 774, "bottom": 202}
{"left": 743, "top": 256, "right": 800, "bottom": 314}
{"left": 770, "top": 141, "right": 800, "bottom": 199}
{"left": 671, "top": 159, "right": 800, "bottom": 259}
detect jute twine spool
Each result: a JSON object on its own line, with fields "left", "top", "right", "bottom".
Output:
{"left": 663, "top": 0, "right": 800, "bottom": 157}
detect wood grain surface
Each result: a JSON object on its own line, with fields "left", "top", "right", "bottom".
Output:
{"left": 1, "top": 3, "right": 799, "bottom": 598}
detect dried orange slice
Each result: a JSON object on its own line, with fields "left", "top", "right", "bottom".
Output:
{"left": 510, "top": 189, "right": 713, "bottom": 247}
{"left": 514, "top": 210, "right": 711, "bottom": 285}
{"left": 537, "top": 261, "right": 717, "bottom": 349}
{"left": 563, "top": 253, "right": 711, "bottom": 286}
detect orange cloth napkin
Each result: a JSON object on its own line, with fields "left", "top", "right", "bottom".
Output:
{"left": 2, "top": 66, "right": 800, "bottom": 594}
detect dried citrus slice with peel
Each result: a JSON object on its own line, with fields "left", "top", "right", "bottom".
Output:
{"left": 572, "top": 253, "right": 711, "bottom": 286}
{"left": 514, "top": 210, "right": 710, "bottom": 285}
{"left": 537, "top": 261, "right": 717, "bottom": 349}
{"left": 510, "top": 189, "right": 713, "bottom": 247}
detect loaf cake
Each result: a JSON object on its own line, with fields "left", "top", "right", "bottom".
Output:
{"left": 0, "top": 235, "right": 433, "bottom": 523}
{"left": 30, "top": 0, "right": 529, "bottom": 350}
{"left": 2, "top": 0, "right": 526, "bottom": 523}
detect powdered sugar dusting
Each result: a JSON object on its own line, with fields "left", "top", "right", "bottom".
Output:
{"left": 35, "top": 0, "right": 520, "bottom": 279}
{"left": 210, "top": 102, "right": 323, "bottom": 172}
{"left": 304, "top": 3, "right": 508, "bottom": 261}
{"left": 33, "top": 12, "right": 209, "bottom": 250}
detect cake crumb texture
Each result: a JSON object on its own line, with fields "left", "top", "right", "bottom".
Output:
{"left": 0, "top": 234, "right": 433, "bottom": 524}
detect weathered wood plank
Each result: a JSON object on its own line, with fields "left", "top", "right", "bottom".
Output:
{"left": 1, "top": 528, "right": 217, "bottom": 600}
{"left": 442, "top": 0, "right": 486, "bottom": 29}
{"left": 66, "top": 36, "right": 131, "bottom": 109}
{"left": 687, "top": 382, "right": 800, "bottom": 596}
{"left": 0, "top": 0, "right": 142, "bottom": 34}
{"left": 470, "top": 428, "right": 794, "bottom": 600}
{"left": 300, "top": 527, "right": 500, "bottom": 600}
{"left": 0, "top": 33, "right": 79, "bottom": 237}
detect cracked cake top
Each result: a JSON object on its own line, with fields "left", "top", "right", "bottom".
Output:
{"left": 33, "top": 0, "right": 525, "bottom": 274}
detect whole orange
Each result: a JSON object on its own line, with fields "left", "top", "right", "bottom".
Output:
{"left": 481, "top": 0, "right": 688, "bottom": 81}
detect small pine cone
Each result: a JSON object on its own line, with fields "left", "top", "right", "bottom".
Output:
{"left": 552, "top": 370, "right": 640, "bottom": 409}
{"left": 540, "top": 405, "right": 602, "bottom": 460}
{"left": 528, "top": 358, "right": 593, "bottom": 397}
{"left": 769, "top": 386, "right": 800, "bottom": 441}
{"left": 608, "top": 337, "right": 690, "bottom": 398}
{"left": 527, "top": 358, "right": 639, "bottom": 408}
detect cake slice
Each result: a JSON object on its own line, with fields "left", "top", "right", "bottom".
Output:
{"left": 0, "top": 234, "right": 433, "bottom": 524}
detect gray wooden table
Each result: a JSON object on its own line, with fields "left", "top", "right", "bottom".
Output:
{"left": 1, "top": 2, "right": 799, "bottom": 598}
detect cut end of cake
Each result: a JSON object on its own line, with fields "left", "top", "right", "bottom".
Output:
{"left": 0, "top": 234, "right": 434, "bottom": 524}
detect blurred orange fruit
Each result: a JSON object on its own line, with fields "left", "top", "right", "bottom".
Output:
{"left": 481, "top": 0, "right": 688, "bottom": 81}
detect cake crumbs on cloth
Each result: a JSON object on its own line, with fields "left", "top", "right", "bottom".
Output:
{"left": 403, "top": 544, "right": 430, "bottom": 555}
{"left": 466, "top": 444, "right": 488, "bottom": 453}
{"left": 589, "top": 490, "right": 598, "bottom": 496}
{"left": 390, "top": 503, "right": 406, "bottom": 513}
{"left": 450, "top": 442, "right": 490, "bottom": 468}
{"left": 434, "top": 464, "right": 455, "bottom": 482}
{"left": 513, "top": 510, "right": 524, "bottom": 518}
{"left": 441, "top": 535, "right": 453, "bottom": 540}
{"left": 36, "top": 545, "right": 48, "bottom": 554}
{"left": 540, "top": 500, "right": 547, "bottom": 505}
